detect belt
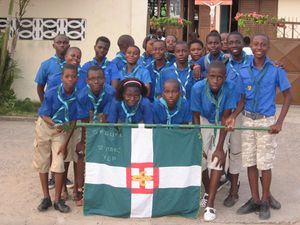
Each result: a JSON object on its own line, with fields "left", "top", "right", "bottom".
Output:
{"left": 242, "top": 111, "right": 268, "bottom": 120}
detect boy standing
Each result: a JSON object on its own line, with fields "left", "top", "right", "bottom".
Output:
{"left": 33, "top": 64, "right": 78, "bottom": 213}
{"left": 226, "top": 34, "right": 291, "bottom": 220}
{"left": 191, "top": 61, "right": 237, "bottom": 221}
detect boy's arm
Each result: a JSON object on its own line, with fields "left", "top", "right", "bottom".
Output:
{"left": 269, "top": 89, "right": 292, "bottom": 134}
{"left": 213, "top": 109, "right": 231, "bottom": 167}
{"left": 41, "top": 115, "right": 55, "bottom": 127}
{"left": 57, "top": 120, "right": 77, "bottom": 159}
{"left": 192, "top": 112, "right": 201, "bottom": 124}
{"left": 37, "top": 84, "right": 45, "bottom": 102}
{"left": 226, "top": 94, "right": 245, "bottom": 131}
{"left": 76, "top": 118, "right": 88, "bottom": 155}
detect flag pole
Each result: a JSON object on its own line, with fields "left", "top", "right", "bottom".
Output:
{"left": 76, "top": 122, "right": 270, "bottom": 131}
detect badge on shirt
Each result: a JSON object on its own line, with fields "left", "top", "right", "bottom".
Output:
{"left": 247, "top": 85, "right": 252, "bottom": 91}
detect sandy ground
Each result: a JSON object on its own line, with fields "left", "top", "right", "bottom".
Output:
{"left": 0, "top": 106, "right": 300, "bottom": 225}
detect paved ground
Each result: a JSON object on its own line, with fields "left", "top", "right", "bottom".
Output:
{"left": 0, "top": 106, "right": 300, "bottom": 225}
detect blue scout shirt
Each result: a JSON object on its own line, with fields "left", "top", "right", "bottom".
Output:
{"left": 138, "top": 52, "right": 153, "bottom": 68}
{"left": 34, "top": 55, "right": 65, "bottom": 86}
{"left": 116, "top": 64, "right": 151, "bottom": 85}
{"left": 153, "top": 97, "right": 191, "bottom": 124}
{"left": 39, "top": 84, "right": 77, "bottom": 123}
{"left": 157, "top": 63, "right": 196, "bottom": 100}
{"left": 81, "top": 57, "right": 119, "bottom": 85}
{"left": 110, "top": 52, "right": 127, "bottom": 71}
{"left": 196, "top": 52, "right": 227, "bottom": 78}
{"left": 226, "top": 52, "right": 253, "bottom": 103}
{"left": 76, "top": 84, "right": 115, "bottom": 121}
{"left": 107, "top": 97, "right": 153, "bottom": 124}
{"left": 165, "top": 52, "right": 176, "bottom": 64}
{"left": 46, "top": 68, "right": 86, "bottom": 91}
{"left": 190, "top": 79, "right": 237, "bottom": 124}
{"left": 239, "top": 57, "right": 291, "bottom": 116}
{"left": 146, "top": 60, "right": 171, "bottom": 102}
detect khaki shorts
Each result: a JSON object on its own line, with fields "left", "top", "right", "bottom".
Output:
{"left": 64, "top": 127, "right": 81, "bottom": 163}
{"left": 201, "top": 117, "right": 229, "bottom": 171}
{"left": 228, "top": 114, "right": 242, "bottom": 174}
{"left": 241, "top": 115, "right": 277, "bottom": 170}
{"left": 33, "top": 117, "right": 66, "bottom": 173}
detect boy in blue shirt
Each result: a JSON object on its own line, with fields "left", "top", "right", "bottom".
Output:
{"left": 226, "top": 34, "right": 292, "bottom": 220}
{"left": 81, "top": 36, "right": 117, "bottom": 85}
{"left": 189, "top": 39, "right": 205, "bottom": 80}
{"left": 157, "top": 41, "right": 196, "bottom": 101}
{"left": 35, "top": 34, "right": 70, "bottom": 102}
{"left": 138, "top": 35, "right": 157, "bottom": 67}
{"left": 196, "top": 32, "right": 228, "bottom": 78}
{"left": 107, "top": 78, "right": 153, "bottom": 124}
{"left": 153, "top": 79, "right": 191, "bottom": 124}
{"left": 191, "top": 61, "right": 237, "bottom": 221}
{"left": 75, "top": 66, "right": 115, "bottom": 206}
{"left": 33, "top": 64, "right": 78, "bottom": 213}
{"left": 112, "top": 45, "right": 151, "bottom": 96}
{"left": 165, "top": 35, "right": 177, "bottom": 64}
{"left": 147, "top": 40, "right": 171, "bottom": 102}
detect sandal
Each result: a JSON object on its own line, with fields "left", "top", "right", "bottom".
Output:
{"left": 204, "top": 207, "right": 216, "bottom": 221}
{"left": 76, "top": 187, "right": 84, "bottom": 207}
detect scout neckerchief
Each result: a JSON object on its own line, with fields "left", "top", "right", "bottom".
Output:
{"left": 173, "top": 62, "right": 191, "bottom": 99}
{"left": 52, "top": 55, "right": 66, "bottom": 69}
{"left": 116, "top": 52, "right": 127, "bottom": 64}
{"left": 52, "top": 83, "right": 77, "bottom": 124}
{"left": 159, "top": 97, "right": 182, "bottom": 125}
{"left": 228, "top": 51, "right": 248, "bottom": 78}
{"left": 140, "top": 52, "right": 152, "bottom": 67}
{"left": 152, "top": 60, "right": 171, "bottom": 94}
{"left": 92, "top": 57, "right": 110, "bottom": 70}
{"left": 205, "top": 79, "right": 224, "bottom": 145}
{"left": 204, "top": 52, "right": 225, "bottom": 71}
{"left": 121, "top": 96, "right": 142, "bottom": 123}
{"left": 87, "top": 84, "right": 106, "bottom": 123}
{"left": 248, "top": 62, "right": 269, "bottom": 112}
{"left": 122, "top": 64, "right": 140, "bottom": 79}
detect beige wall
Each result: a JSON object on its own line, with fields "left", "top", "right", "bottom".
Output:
{"left": 0, "top": 0, "right": 148, "bottom": 101}
{"left": 278, "top": 0, "right": 299, "bottom": 20}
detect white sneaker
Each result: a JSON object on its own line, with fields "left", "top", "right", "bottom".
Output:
{"left": 200, "top": 193, "right": 208, "bottom": 207}
{"left": 204, "top": 207, "right": 216, "bottom": 221}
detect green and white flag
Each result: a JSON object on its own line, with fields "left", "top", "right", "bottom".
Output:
{"left": 84, "top": 126, "right": 202, "bottom": 218}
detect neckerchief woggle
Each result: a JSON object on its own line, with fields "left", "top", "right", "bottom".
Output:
{"left": 92, "top": 57, "right": 110, "bottom": 70}
{"left": 205, "top": 79, "right": 224, "bottom": 145}
{"left": 248, "top": 62, "right": 269, "bottom": 112}
{"left": 52, "top": 83, "right": 77, "bottom": 125}
{"left": 121, "top": 96, "right": 142, "bottom": 123}
{"left": 173, "top": 62, "right": 191, "bottom": 99}
{"left": 52, "top": 55, "right": 66, "bottom": 69}
{"left": 159, "top": 97, "right": 182, "bottom": 125}
{"left": 122, "top": 64, "right": 140, "bottom": 79}
{"left": 87, "top": 84, "right": 106, "bottom": 123}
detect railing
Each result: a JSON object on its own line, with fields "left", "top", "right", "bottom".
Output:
{"left": 276, "top": 21, "right": 300, "bottom": 39}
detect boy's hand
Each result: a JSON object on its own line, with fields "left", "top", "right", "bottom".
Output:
{"left": 76, "top": 141, "right": 85, "bottom": 155}
{"left": 273, "top": 61, "right": 284, "bottom": 69}
{"left": 54, "top": 124, "right": 64, "bottom": 133}
{"left": 225, "top": 115, "right": 236, "bottom": 131}
{"left": 212, "top": 147, "right": 225, "bottom": 168}
{"left": 269, "top": 122, "right": 283, "bottom": 134}
{"left": 192, "top": 64, "right": 201, "bottom": 80}
{"left": 57, "top": 144, "right": 68, "bottom": 160}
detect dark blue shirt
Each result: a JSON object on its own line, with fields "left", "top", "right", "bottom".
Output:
{"left": 137, "top": 52, "right": 154, "bottom": 68}
{"left": 110, "top": 52, "right": 127, "bottom": 71}
{"left": 196, "top": 52, "right": 226, "bottom": 78}
{"left": 116, "top": 64, "right": 151, "bottom": 85}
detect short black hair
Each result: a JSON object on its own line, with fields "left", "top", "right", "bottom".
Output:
{"left": 62, "top": 63, "right": 77, "bottom": 74}
{"left": 53, "top": 34, "right": 69, "bottom": 43}
{"left": 117, "top": 34, "right": 135, "bottom": 51}
{"left": 153, "top": 39, "right": 166, "bottom": 47}
{"left": 243, "top": 36, "right": 251, "bottom": 45}
{"left": 188, "top": 39, "right": 204, "bottom": 48}
{"left": 116, "top": 78, "right": 147, "bottom": 100}
{"left": 95, "top": 36, "right": 110, "bottom": 47}
{"left": 228, "top": 31, "right": 244, "bottom": 41}
{"left": 206, "top": 32, "right": 221, "bottom": 42}
{"left": 207, "top": 61, "right": 226, "bottom": 75}
{"left": 126, "top": 45, "right": 141, "bottom": 55}
{"left": 253, "top": 33, "right": 270, "bottom": 44}
{"left": 142, "top": 34, "right": 158, "bottom": 49}
{"left": 165, "top": 35, "right": 177, "bottom": 42}
{"left": 87, "top": 65, "right": 104, "bottom": 78}
{"left": 175, "top": 41, "right": 188, "bottom": 48}
{"left": 66, "top": 46, "right": 82, "bottom": 55}
{"left": 163, "top": 79, "right": 180, "bottom": 91}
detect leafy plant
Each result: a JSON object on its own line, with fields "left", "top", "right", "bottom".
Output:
{"left": 150, "top": 16, "right": 192, "bottom": 29}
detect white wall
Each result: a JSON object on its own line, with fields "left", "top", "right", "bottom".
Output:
{"left": 0, "top": 0, "right": 148, "bottom": 101}
{"left": 278, "top": 0, "right": 299, "bottom": 21}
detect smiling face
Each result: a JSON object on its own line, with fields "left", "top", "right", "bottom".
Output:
{"left": 94, "top": 40, "right": 110, "bottom": 60}
{"left": 162, "top": 80, "right": 180, "bottom": 109}
{"left": 87, "top": 69, "right": 105, "bottom": 94}
{"left": 123, "top": 86, "right": 141, "bottom": 107}
{"left": 125, "top": 46, "right": 140, "bottom": 65}
{"left": 251, "top": 35, "right": 269, "bottom": 60}
{"left": 228, "top": 34, "right": 244, "bottom": 58}
{"left": 207, "top": 66, "right": 226, "bottom": 94}
{"left": 65, "top": 48, "right": 81, "bottom": 66}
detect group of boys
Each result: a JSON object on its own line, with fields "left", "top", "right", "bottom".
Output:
{"left": 32, "top": 30, "right": 291, "bottom": 222}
